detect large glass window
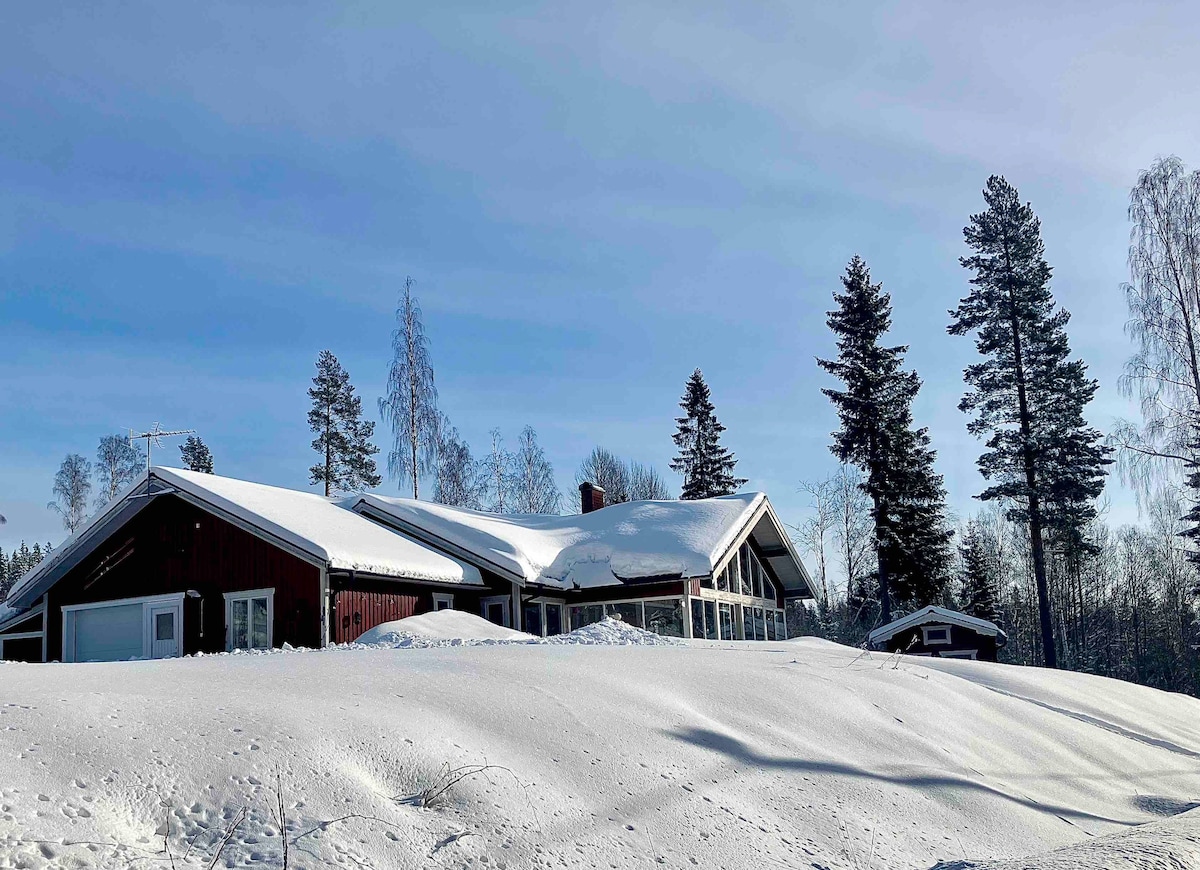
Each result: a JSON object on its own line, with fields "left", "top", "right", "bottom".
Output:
{"left": 717, "top": 565, "right": 729, "bottom": 592}
{"left": 719, "top": 603, "right": 734, "bottom": 640}
{"left": 545, "top": 604, "right": 564, "bottom": 636}
{"left": 702, "top": 600, "right": 718, "bottom": 640}
{"left": 765, "top": 609, "right": 777, "bottom": 641}
{"left": 774, "top": 610, "right": 787, "bottom": 640}
{"left": 570, "top": 603, "right": 605, "bottom": 631}
{"left": 607, "top": 601, "right": 644, "bottom": 628}
{"left": 739, "top": 546, "right": 753, "bottom": 596}
{"left": 523, "top": 603, "right": 543, "bottom": 637}
{"left": 644, "top": 599, "right": 684, "bottom": 637}
{"left": 752, "top": 554, "right": 765, "bottom": 599}
{"left": 754, "top": 607, "right": 766, "bottom": 640}
{"left": 690, "top": 599, "right": 704, "bottom": 639}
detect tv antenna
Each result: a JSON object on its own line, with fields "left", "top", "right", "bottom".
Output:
{"left": 130, "top": 424, "right": 196, "bottom": 472}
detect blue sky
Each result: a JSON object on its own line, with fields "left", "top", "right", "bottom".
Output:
{"left": 3, "top": 2, "right": 1199, "bottom": 557}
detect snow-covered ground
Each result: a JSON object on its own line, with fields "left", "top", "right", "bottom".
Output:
{"left": 2, "top": 627, "right": 1200, "bottom": 869}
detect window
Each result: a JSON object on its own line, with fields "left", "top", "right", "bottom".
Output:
{"left": 703, "top": 600, "right": 718, "bottom": 640}
{"left": 523, "top": 603, "right": 543, "bottom": 637}
{"left": 155, "top": 612, "right": 175, "bottom": 641}
{"left": 545, "top": 604, "right": 564, "bottom": 636}
{"left": 570, "top": 603, "right": 605, "bottom": 631}
{"left": 774, "top": 610, "right": 787, "bottom": 640}
{"left": 225, "top": 589, "right": 273, "bottom": 651}
{"left": 765, "top": 609, "right": 776, "bottom": 641}
{"left": 717, "top": 566, "right": 729, "bottom": 593}
{"left": 607, "top": 601, "right": 644, "bottom": 628}
{"left": 922, "top": 625, "right": 952, "bottom": 645}
{"left": 754, "top": 607, "right": 766, "bottom": 640}
{"left": 718, "top": 603, "right": 734, "bottom": 640}
{"left": 690, "top": 599, "right": 704, "bottom": 638}
{"left": 481, "top": 596, "right": 511, "bottom": 628}
{"left": 939, "top": 649, "right": 977, "bottom": 660}
{"left": 643, "top": 599, "right": 684, "bottom": 638}
{"left": 700, "top": 573, "right": 714, "bottom": 589}
{"left": 432, "top": 593, "right": 454, "bottom": 611}
{"left": 739, "top": 546, "right": 753, "bottom": 596}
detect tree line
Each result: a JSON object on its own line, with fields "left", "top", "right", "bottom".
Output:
{"left": 795, "top": 157, "right": 1200, "bottom": 693}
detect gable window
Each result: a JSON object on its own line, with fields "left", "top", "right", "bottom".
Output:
{"left": 718, "top": 603, "right": 734, "bottom": 640}
{"left": 225, "top": 589, "right": 273, "bottom": 651}
{"left": 432, "top": 593, "right": 454, "bottom": 611}
{"left": 922, "top": 624, "right": 951, "bottom": 645}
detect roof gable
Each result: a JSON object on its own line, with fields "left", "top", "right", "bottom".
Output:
{"left": 868, "top": 606, "right": 1007, "bottom": 646}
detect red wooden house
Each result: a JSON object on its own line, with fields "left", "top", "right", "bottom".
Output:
{"left": 0, "top": 468, "right": 815, "bottom": 662}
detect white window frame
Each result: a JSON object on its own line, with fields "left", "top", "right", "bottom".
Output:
{"left": 481, "top": 595, "right": 512, "bottom": 628}
{"left": 61, "top": 592, "right": 185, "bottom": 663}
{"left": 922, "top": 624, "right": 952, "bottom": 645}
{"left": 224, "top": 588, "right": 275, "bottom": 652}
{"left": 432, "top": 592, "right": 455, "bottom": 611}
{"left": 939, "top": 649, "right": 978, "bottom": 660}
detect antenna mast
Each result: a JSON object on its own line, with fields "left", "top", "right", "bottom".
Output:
{"left": 129, "top": 424, "right": 197, "bottom": 472}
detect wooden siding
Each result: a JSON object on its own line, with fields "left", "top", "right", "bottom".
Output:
{"left": 44, "top": 494, "right": 322, "bottom": 659}
{"left": 877, "top": 623, "right": 1002, "bottom": 661}
{"left": 329, "top": 574, "right": 501, "bottom": 642}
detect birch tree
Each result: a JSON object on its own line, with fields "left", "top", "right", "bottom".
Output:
{"left": 49, "top": 454, "right": 93, "bottom": 534}
{"left": 380, "top": 277, "right": 441, "bottom": 499}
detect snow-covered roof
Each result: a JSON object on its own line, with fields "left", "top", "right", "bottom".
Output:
{"left": 7, "top": 468, "right": 482, "bottom": 609}
{"left": 352, "top": 491, "right": 813, "bottom": 594}
{"left": 868, "top": 605, "right": 1008, "bottom": 647}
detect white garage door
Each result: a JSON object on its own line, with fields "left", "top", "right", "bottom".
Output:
{"left": 73, "top": 603, "right": 143, "bottom": 662}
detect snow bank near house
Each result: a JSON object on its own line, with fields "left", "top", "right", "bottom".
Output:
{"left": 354, "top": 615, "right": 682, "bottom": 648}
{"left": 356, "top": 610, "right": 533, "bottom": 643}
{"left": 3, "top": 638, "right": 1200, "bottom": 869}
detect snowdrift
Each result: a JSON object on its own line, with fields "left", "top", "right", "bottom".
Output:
{"left": 2, "top": 637, "right": 1200, "bottom": 869}
{"left": 355, "top": 609, "right": 534, "bottom": 643}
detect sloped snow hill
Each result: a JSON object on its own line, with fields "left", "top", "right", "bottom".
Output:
{"left": 2, "top": 635, "right": 1200, "bottom": 869}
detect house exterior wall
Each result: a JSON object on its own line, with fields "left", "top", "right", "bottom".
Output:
{"left": 43, "top": 494, "right": 322, "bottom": 659}
{"left": 877, "top": 622, "right": 1001, "bottom": 661}
{"left": 329, "top": 571, "right": 510, "bottom": 643}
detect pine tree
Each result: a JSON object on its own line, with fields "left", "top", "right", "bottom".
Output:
{"left": 818, "top": 256, "right": 953, "bottom": 622}
{"left": 0, "top": 547, "right": 8, "bottom": 600}
{"left": 949, "top": 176, "right": 1112, "bottom": 668}
{"left": 379, "top": 277, "right": 441, "bottom": 499}
{"left": 48, "top": 454, "right": 93, "bottom": 534}
{"left": 180, "top": 435, "right": 214, "bottom": 473}
{"left": 95, "top": 434, "right": 144, "bottom": 504}
{"left": 670, "top": 369, "right": 747, "bottom": 499}
{"left": 308, "top": 350, "right": 382, "bottom": 496}
{"left": 959, "top": 520, "right": 1001, "bottom": 623}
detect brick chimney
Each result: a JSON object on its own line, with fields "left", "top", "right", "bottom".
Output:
{"left": 579, "top": 482, "right": 606, "bottom": 514}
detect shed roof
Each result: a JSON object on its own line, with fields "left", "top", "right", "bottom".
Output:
{"left": 868, "top": 605, "right": 1008, "bottom": 647}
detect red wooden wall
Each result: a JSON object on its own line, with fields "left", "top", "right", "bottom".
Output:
{"left": 333, "top": 588, "right": 418, "bottom": 643}
{"left": 45, "top": 494, "right": 322, "bottom": 658}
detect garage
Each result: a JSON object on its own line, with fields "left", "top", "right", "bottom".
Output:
{"left": 62, "top": 594, "right": 183, "bottom": 663}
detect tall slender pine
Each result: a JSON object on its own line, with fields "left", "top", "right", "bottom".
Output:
{"left": 819, "top": 256, "right": 953, "bottom": 622}
{"left": 670, "top": 369, "right": 747, "bottom": 499}
{"left": 949, "top": 176, "right": 1111, "bottom": 668}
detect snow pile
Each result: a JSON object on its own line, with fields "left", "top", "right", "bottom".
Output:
{"left": 354, "top": 492, "right": 765, "bottom": 588}
{"left": 543, "top": 616, "right": 684, "bottom": 646}
{"left": 3, "top": 637, "right": 1200, "bottom": 869}
{"left": 354, "top": 615, "right": 682, "bottom": 649}
{"left": 356, "top": 610, "right": 534, "bottom": 643}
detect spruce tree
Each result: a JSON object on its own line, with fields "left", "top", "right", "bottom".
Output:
{"left": 180, "top": 435, "right": 214, "bottom": 473}
{"left": 959, "top": 520, "right": 1000, "bottom": 623}
{"left": 670, "top": 369, "right": 747, "bottom": 499}
{"left": 818, "top": 256, "right": 953, "bottom": 622}
{"left": 0, "top": 547, "right": 7, "bottom": 600}
{"left": 949, "top": 176, "right": 1112, "bottom": 668}
{"left": 308, "top": 350, "right": 382, "bottom": 496}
